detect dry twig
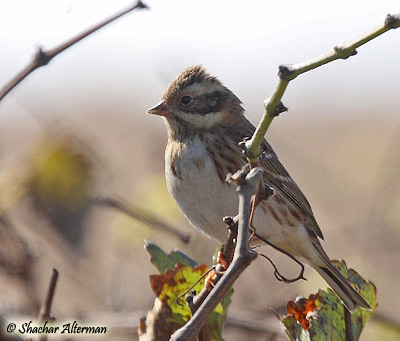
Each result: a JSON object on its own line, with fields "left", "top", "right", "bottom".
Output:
{"left": 0, "top": 1, "right": 148, "bottom": 102}
{"left": 92, "top": 195, "right": 191, "bottom": 243}
{"left": 38, "top": 268, "right": 59, "bottom": 341}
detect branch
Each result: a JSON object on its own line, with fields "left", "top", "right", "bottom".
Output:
{"left": 38, "top": 268, "right": 59, "bottom": 341}
{"left": 222, "top": 214, "right": 306, "bottom": 284}
{"left": 245, "top": 13, "right": 400, "bottom": 162}
{"left": 92, "top": 196, "right": 191, "bottom": 243}
{"left": 0, "top": 0, "right": 148, "bottom": 102}
{"left": 170, "top": 167, "right": 261, "bottom": 341}
{"left": 344, "top": 307, "right": 354, "bottom": 341}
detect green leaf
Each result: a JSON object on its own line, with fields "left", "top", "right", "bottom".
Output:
{"left": 277, "top": 260, "right": 377, "bottom": 341}
{"left": 144, "top": 240, "right": 198, "bottom": 273}
{"left": 145, "top": 243, "right": 234, "bottom": 340}
{"left": 278, "top": 313, "right": 303, "bottom": 341}
{"left": 150, "top": 263, "right": 209, "bottom": 324}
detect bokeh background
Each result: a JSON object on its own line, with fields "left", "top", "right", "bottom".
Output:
{"left": 0, "top": 0, "right": 399, "bottom": 339}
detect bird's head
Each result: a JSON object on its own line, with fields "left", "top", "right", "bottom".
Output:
{"left": 147, "top": 66, "right": 244, "bottom": 134}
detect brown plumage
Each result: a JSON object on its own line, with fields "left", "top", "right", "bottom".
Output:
{"left": 147, "top": 65, "right": 370, "bottom": 311}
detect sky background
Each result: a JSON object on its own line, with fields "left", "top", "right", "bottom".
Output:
{"left": 0, "top": 0, "right": 399, "bottom": 125}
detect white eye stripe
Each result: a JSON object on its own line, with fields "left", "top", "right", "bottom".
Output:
{"left": 179, "top": 111, "right": 223, "bottom": 129}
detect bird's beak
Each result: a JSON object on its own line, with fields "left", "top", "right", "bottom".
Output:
{"left": 147, "top": 100, "right": 173, "bottom": 116}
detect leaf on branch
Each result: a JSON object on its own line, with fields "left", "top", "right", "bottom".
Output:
{"left": 276, "top": 260, "right": 377, "bottom": 341}
{"left": 143, "top": 243, "right": 233, "bottom": 340}
{"left": 149, "top": 263, "right": 209, "bottom": 323}
{"left": 145, "top": 241, "right": 198, "bottom": 273}
{"left": 286, "top": 295, "right": 318, "bottom": 330}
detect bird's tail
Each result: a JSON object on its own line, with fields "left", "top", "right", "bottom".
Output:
{"left": 315, "top": 262, "right": 371, "bottom": 311}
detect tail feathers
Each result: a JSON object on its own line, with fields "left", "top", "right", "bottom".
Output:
{"left": 315, "top": 264, "right": 371, "bottom": 311}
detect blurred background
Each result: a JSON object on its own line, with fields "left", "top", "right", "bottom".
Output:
{"left": 0, "top": 0, "right": 399, "bottom": 339}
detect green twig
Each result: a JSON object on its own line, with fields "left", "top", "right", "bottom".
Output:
{"left": 245, "top": 13, "right": 399, "bottom": 162}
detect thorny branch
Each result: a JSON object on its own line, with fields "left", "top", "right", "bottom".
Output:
{"left": 0, "top": 0, "right": 148, "bottom": 102}
{"left": 170, "top": 167, "right": 261, "bottom": 341}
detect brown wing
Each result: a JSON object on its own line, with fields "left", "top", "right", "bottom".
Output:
{"left": 260, "top": 139, "right": 324, "bottom": 240}
{"left": 225, "top": 118, "right": 323, "bottom": 240}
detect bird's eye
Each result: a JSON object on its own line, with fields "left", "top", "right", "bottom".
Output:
{"left": 180, "top": 95, "right": 192, "bottom": 105}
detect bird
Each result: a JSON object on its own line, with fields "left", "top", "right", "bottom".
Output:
{"left": 147, "top": 65, "right": 370, "bottom": 311}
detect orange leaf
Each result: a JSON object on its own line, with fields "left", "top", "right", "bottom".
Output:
{"left": 286, "top": 295, "right": 318, "bottom": 330}
{"left": 150, "top": 268, "right": 177, "bottom": 297}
